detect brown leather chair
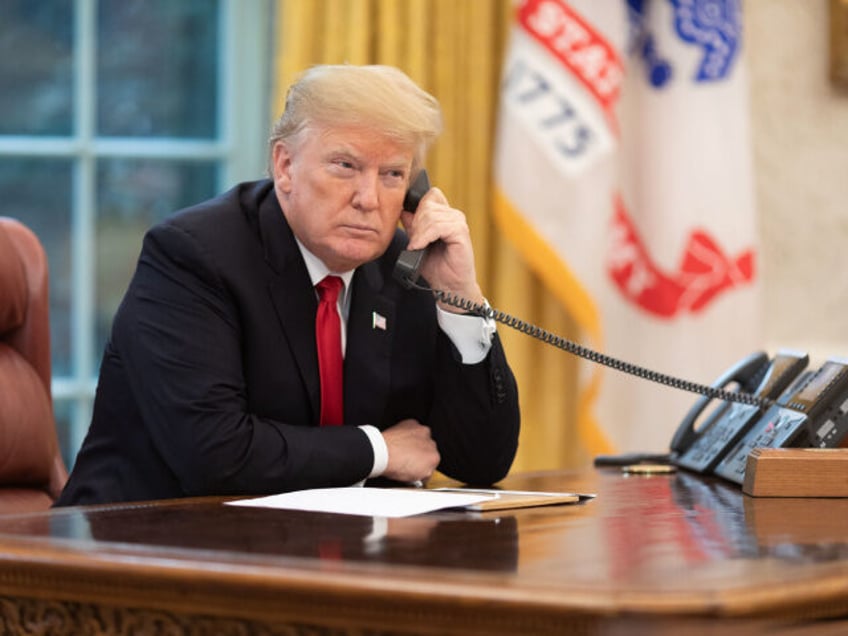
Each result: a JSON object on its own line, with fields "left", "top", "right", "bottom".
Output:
{"left": 0, "top": 217, "right": 68, "bottom": 512}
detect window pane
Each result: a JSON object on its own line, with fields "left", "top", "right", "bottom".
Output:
{"left": 97, "top": 0, "right": 219, "bottom": 138}
{"left": 95, "top": 158, "right": 218, "bottom": 356}
{"left": 52, "top": 399, "right": 75, "bottom": 470}
{"left": 0, "top": 0, "right": 74, "bottom": 135}
{"left": 0, "top": 158, "right": 74, "bottom": 375}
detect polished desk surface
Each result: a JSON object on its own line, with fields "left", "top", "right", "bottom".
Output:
{"left": 0, "top": 468, "right": 847, "bottom": 634}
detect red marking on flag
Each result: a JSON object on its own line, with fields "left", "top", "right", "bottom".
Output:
{"left": 607, "top": 197, "right": 755, "bottom": 318}
{"left": 517, "top": 0, "right": 623, "bottom": 130}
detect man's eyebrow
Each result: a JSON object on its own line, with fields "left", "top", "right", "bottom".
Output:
{"left": 380, "top": 155, "right": 414, "bottom": 169}
{"left": 324, "top": 146, "right": 357, "bottom": 158}
{"left": 381, "top": 161, "right": 410, "bottom": 172}
{"left": 322, "top": 145, "right": 410, "bottom": 170}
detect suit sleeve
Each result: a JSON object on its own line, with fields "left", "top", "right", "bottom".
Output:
{"left": 116, "top": 222, "right": 374, "bottom": 496}
{"left": 427, "top": 329, "right": 521, "bottom": 486}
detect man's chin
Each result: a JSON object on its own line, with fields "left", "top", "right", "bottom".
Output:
{"left": 326, "top": 243, "right": 386, "bottom": 271}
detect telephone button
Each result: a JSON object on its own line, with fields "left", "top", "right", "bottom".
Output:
{"left": 816, "top": 419, "right": 836, "bottom": 443}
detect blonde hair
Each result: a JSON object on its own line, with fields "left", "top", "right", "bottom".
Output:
{"left": 268, "top": 64, "right": 443, "bottom": 174}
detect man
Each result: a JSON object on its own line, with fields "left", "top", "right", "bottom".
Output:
{"left": 56, "top": 64, "right": 520, "bottom": 506}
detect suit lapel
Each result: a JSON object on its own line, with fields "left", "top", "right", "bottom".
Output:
{"left": 256, "top": 187, "right": 397, "bottom": 429}
{"left": 345, "top": 261, "right": 395, "bottom": 428}
{"left": 259, "top": 193, "right": 321, "bottom": 424}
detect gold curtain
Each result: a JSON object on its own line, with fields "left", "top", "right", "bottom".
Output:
{"left": 272, "top": 0, "right": 590, "bottom": 472}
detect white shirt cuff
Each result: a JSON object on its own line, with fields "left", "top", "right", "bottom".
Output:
{"left": 436, "top": 300, "right": 496, "bottom": 364}
{"left": 359, "top": 424, "right": 389, "bottom": 478}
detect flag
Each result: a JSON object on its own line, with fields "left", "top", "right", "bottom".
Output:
{"left": 493, "top": 0, "right": 761, "bottom": 454}
{"left": 372, "top": 311, "right": 387, "bottom": 331}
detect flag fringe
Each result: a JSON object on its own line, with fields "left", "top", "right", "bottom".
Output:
{"left": 493, "top": 188, "right": 616, "bottom": 455}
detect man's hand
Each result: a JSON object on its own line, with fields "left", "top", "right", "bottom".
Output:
{"left": 399, "top": 187, "right": 484, "bottom": 312}
{"left": 381, "top": 419, "right": 440, "bottom": 484}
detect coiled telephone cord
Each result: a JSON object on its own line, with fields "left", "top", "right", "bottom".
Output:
{"left": 419, "top": 284, "right": 774, "bottom": 410}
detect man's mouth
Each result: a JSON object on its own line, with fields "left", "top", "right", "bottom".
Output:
{"left": 342, "top": 224, "right": 378, "bottom": 236}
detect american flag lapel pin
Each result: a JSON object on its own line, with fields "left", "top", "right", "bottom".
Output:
{"left": 372, "top": 311, "right": 387, "bottom": 331}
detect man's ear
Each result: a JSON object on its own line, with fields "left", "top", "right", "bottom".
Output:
{"left": 272, "top": 142, "right": 294, "bottom": 193}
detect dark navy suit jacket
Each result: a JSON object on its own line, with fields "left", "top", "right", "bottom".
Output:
{"left": 56, "top": 180, "right": 520, "bottom": 505}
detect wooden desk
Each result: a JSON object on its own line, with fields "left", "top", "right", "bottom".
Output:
{"left": 1, "top": 469, "right": 847, "bottom": 635}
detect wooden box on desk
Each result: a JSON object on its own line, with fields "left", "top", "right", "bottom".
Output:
{"left": 743, "top": 448, "right": 848, "bottom": 497}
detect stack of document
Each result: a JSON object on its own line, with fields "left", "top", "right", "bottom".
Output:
{"left": 226, "top": 487, "right": 592, "bottom": 518}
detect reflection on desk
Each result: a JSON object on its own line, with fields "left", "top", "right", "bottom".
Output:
{"left": 0, "top": 469, "right": 846, "bottom": 635}
{"left": 64, "top": 502, "right": 519, "bottom": 572}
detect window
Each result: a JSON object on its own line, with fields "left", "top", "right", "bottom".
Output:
{"left": 0, "top": 0, "right": 272, "bottom": 468}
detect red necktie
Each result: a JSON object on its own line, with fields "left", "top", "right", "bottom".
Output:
{"left": 315, "top": 276, "right": 344, "bottom": 426}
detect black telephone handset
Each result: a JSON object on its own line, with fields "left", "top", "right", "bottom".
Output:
{"left": 594, "top": 351, "right": 777, "bottom": 469}
{"left": 668, "top": 351, "right": 771, "bottom": 456}
{"left": 671, "top": 350, "right": 809, "bottom": 474}
{"left": 394, "top": 170, "right": 432, "bottom": 289}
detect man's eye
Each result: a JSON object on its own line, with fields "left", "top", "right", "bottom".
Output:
{"left": 328, "top": 158, "right": 357, "bottom": 172}
{"left": 383, "top": 170, "right": 405, "bottom": 183}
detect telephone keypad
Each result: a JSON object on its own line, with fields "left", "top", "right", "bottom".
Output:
{"left": 713, "top": 407, "right": 808, "bottom": 484}
{"left": 673, "top": 403, "right": 760, "bottom": 474}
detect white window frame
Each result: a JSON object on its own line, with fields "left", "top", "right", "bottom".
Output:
{"left": 0, "top": 0, "right": 272, "bottom": 461}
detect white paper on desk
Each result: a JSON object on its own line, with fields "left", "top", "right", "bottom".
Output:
{"left": 225, "top": 487, "right": 495, "bottom": 518}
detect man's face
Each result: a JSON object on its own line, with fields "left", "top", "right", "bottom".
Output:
{"left": 272, "top": 124, "right": 414, "bottom": 272}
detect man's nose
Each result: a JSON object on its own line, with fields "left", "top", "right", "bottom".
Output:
{"left": 352, "top": 173, "right": 380, "bottom": 211}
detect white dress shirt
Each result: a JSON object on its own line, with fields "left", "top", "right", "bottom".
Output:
{"left": 295, "top": 239, "right": 496, "bottom": 482}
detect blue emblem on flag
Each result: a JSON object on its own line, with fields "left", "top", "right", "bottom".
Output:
{"left": 627, "top": 0, "right": 673, "bottom": 88}
{"left": 670, "top": 0, "right": 742, "bottom": 82}
{"left": 627, "top": 0, "right": 741, "bottom": 88}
